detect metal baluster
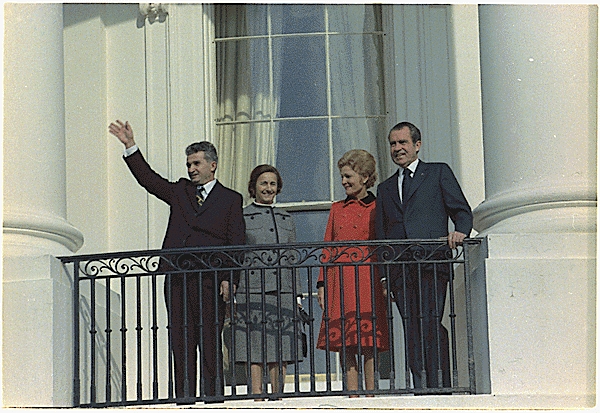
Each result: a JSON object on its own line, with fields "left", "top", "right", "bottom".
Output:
{"left": 90, "top": 273, "right": 97, "bottom": 405}
{"left": 165, "top": 272, "right": 174, "bottom": 400}
{"left": 151, "top": 272, "right": 159, "bottom": 400}
{"left": 135, "top": 274, "right": 143, "bottom": 400}
{"left": 73, "top": 261, "right": 81, "bottom": 407}
{"left": 120, "top": 271, "right": 127, "bottom": 403}
{"left": 105, "top": 276, "right": 112, "bottom": 402}
{"left": 354, "top": 262, "right": 363, "bottom": 395}
{"left": 447, "top": 253, "right": 459, "bottom": 389}
{"left": 417, "top": 263, "right": 427, "bottom": 390}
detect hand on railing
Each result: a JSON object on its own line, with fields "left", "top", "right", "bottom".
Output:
{"left": 220, "top": 280, "right": 236, "bottom": 302}
{"left": 317, "top": 286, "right": 325, "bottom": 310}
{"left": 441, "top": 232, "right": 467, "bottom": 249}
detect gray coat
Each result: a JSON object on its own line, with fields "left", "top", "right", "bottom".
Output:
{"left": 239, "top": 203, "right": 300, "bottom": 294}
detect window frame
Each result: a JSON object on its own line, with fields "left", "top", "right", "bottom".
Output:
{"left": 211, "top": 4, "right": 395, "bottom": 211}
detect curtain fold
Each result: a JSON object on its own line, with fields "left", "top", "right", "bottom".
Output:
{"left": 216, "top": 5, "right": 282, "bottom": 203}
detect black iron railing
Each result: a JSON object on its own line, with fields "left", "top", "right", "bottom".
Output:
{"left": 59, "top": 238, "right": 483, "bottom": 407}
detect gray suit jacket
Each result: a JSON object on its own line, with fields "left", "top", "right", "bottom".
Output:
{"left": 239, "top": 203, "right": 300, "bottom": 294}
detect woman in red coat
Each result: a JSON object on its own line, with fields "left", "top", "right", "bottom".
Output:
{"left": 317, "top": 149, "right": 389, "bottom": 396}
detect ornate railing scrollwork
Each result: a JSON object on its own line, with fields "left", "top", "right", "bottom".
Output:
{"left": 69, "top": 239, "right": 467, "bottom": 279}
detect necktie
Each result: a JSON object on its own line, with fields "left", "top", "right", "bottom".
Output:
{"left": 402, "top": 168, "right": 411, "bottom": 204}
{"left": 196, "top": 185, "right": 205, "bottom": 206}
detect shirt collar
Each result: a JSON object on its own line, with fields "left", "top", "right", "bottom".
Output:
{"left": 252, "top": 201, "right": 275, "bottom": 208}
{"left": 198, "top": 179, "right": 217, "bottom": 196}
{"left": 399, "top": 159, "right": 419, "bottom": 176}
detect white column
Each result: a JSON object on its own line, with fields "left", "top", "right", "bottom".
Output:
{"left": 4, "top": 3, "right": 83, "bottom": 255}
{"left": 3, "top": 3, "right": 83, "bottom": 407}
{"left": 473, "top": 5, "right": 596, "bottom": 408}
{"left": 475, "top": 5, "right": 596, "bottom": 234}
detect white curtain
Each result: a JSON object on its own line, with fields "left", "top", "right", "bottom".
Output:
{"left": 215, "top": 5, "right": 282, "bottom": 203}
{"left": 216, "top": 4, "right": 385, "bottom": 203}
{"left": 327, "top": 5, "right": 387, "bottom": 197}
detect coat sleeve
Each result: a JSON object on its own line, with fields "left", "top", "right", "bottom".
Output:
{"left": 374, "top": 184, "right": 386, "bottom": 240}
{"left": 440, "top": 164, "right": 473, "bottom": 236}
{"left": 287, "top": 217, "right": 303, "bottom": 296}
{"left": 318, "top": 205, "right": 336, "bottom": 284}
{"left": 225, "top": 192, "right": 246, "bottom": 246}
{"left": 123, "top": 150, "right": 174, "bottom": 204}
{"left": 219, "top": 191, "right": 246, "bottom": 286}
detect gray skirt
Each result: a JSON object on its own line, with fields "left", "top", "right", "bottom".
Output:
{"left": 232, "top": 291, "right": 303, "bottom": 364}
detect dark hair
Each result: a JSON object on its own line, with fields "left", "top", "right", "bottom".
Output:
{"left": 248, "top": 164, "right": 283, "bottom": 198}
{"left": 185, "top": 141, "right": 218, "bottom": 164}
{"left": 337, "top": 149, "right": 378, "bottom": 188}
{"left": 388, "top": 121, "right": 421, "bottom": 144}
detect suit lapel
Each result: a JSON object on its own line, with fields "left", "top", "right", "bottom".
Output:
{"left": 387, "top": 170, "right": 402, "bottom": 210}
{"left": 195, "top": 180, "right": 221, "bottom": 216}
{"left": 186, "top": 180, "right": 218, "bottom": 215}
{"left": 405, "top": 161, "right": 427, "bottom": 203}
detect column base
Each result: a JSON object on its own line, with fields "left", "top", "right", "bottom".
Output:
{"left": 481, "top": 233, "right": 595, "bottom": 406}
{"left": 2, "top": 255, "right": 73, "bottom": 407}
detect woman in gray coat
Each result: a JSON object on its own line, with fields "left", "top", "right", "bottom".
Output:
{"left": 234, "top": 164, "right": 303, "bottom": 399}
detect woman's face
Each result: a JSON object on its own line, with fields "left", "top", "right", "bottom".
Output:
{"left": 340, "top": 165, "right": 368, "bottom": 199}
{"left": 254, "top": 172, "right": 279, "bottom": 204}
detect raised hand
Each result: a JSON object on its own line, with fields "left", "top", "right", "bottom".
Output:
{"left": 108, "top": 120, "right": 135, "bottom": 148}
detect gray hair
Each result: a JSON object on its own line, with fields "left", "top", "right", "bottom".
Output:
{"left": 185, "top": 141, "right": 218, "bottom": 164}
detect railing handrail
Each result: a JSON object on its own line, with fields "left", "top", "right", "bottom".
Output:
{"left": 59, "top": 237, "right": 482, "bottom": 264}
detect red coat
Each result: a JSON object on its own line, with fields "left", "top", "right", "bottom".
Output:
{"left": 317, "top": 195, "right": 389, "bottom": 352}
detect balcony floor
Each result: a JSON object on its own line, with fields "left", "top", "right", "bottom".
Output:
{"left": 130, "top": 393, "right": 593, "bottom": 411}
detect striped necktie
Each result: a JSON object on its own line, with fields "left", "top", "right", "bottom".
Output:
{"left": 196, "top": 185, "right": 205, "bottom": 206}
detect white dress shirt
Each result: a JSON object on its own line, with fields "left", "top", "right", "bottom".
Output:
{"left": 397, "top": 158, "right": 420, "bottom": 203}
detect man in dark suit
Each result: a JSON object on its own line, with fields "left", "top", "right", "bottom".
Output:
{"left": 375, "top": 121, "right": 473, "bottom": 390}
{"left": 109, "top": 120, "right": 246, "bottom": 403}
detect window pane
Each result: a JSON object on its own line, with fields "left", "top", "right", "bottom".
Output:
{"left": 329, "top": 35, "right": 385, "bottom": 118}
{"left": 331, "top": 117, "right": 387, "bottom": 200}
{"left": 272, "top": 4, "right": 325, "bottom": 34}
{"left": 216, "top": 38, "right": 271, "bottom": 123}
{"left": 328, "top": 4, "right": 382, "bottom": 32}
{"left": 289, "top": 210, "right": 329, "bottom": 243}
{"left": 275, "top": 119, "right": 329, "bottom": 203}
{"left": 274, "top": 36, "right": 327, "bottom": 118}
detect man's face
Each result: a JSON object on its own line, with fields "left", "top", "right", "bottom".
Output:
{"left": 389, "top": 127, "right": 421, "bottom": 168}
{"left": 187, "top": 151, "right": 216, "bottom": 185}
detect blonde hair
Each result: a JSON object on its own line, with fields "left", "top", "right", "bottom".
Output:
{"left": 337, "top": 149, "right": 378, "bottom": 188}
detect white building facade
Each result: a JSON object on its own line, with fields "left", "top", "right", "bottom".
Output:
{"left": 2, "top": 3, "right": 596, "bottom": 408}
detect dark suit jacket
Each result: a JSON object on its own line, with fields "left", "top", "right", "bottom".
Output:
{"left": 375, "top": 160, "right": 473, "bottom": 242}
{"left": 124, "top": 150, "right": 246, "bottom": 280}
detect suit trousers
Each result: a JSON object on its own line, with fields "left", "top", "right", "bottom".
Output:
{"left": 165, "top": 272, "right": 225, "bottom": 400}
{"left": 391, "top": 264, "right": 451, "bottom": 389}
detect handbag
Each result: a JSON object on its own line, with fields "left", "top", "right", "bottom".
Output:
{"left": 298, "top": 307, "right": 311, "bottom": 358}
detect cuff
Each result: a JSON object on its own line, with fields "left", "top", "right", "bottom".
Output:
{"left": 124, "top": 144, "right": 139, "bottom": 157}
